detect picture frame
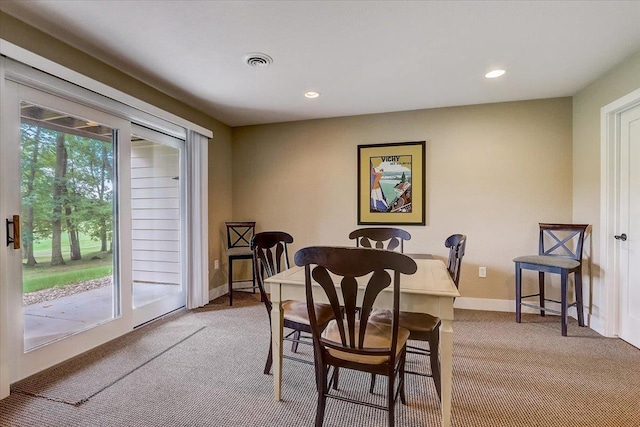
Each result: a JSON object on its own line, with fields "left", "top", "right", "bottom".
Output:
{"left": 357, "top": 141, "right": 425, "bottom": 225}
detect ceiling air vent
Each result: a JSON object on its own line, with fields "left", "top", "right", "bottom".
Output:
{"left": 243, "top": 52, "right": 273, "bottom": 68}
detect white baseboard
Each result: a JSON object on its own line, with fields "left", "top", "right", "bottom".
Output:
{"left": 208, "top": 283, "right": 257, "bottom": 302}
{"left": 455, "top": 297, "right": 595, "bottom": 323}
{"left": 453, "top": 297, "right": 543, "bottom": 313}
{"left": 206, "top": 292, "right": 591, "bottom": 323}
{"left": 208, "top": 285, "right": 227, "bottom": 302}
{"left": 206, "top": 293, "right": 559, "bottom": 314}
{"left": 454, "top": 297, "right": 509, "bottom": 312}
{"left": 587, "top": 313, "right": 607, "bottom": 336}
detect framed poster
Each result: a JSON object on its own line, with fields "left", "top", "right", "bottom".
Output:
{"left": 357, "top": 141, "right": 425, "bottom": 225}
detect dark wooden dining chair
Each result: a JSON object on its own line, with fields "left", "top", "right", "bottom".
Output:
{"left": 252, "top": 232, "right": 335, "bottom": 374}
{"left": 349, "top": 227, "right": 411, "bottom": 252}
{"left": 513, "top": 223, "right": 589, "bottom": 336}
{"left": 294, "top": 246, "right": 417, "bottom": 427}
{"left": 370, "top": 234, "right": 467, "bottom": 400}
{"left": 226, "top": 221, "right": 256, "bottom": 306}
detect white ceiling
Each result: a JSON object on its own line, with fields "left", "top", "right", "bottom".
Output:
{"left": 2, "top": 1, "right": 640, "bottom": 127}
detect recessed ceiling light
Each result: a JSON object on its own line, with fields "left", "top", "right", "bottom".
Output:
{"left": 485, "top": 69, "right": 506, "bottom": 79}
{"left": 304, "top": 91, "right": 320, "bottom": 99}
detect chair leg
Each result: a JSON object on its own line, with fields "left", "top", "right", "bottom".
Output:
{"left": 428, "top": 330, "right": 442, "bottom": 401}
{"left": 228, "top": 258, "right": 234, "bottom": 306}
{"left": 264, "top": 341, "right": 273, "bottom": 375}
{"left": 574, "top": 270, "right": 585, "bottom": 327}
{"left": 515, "top": 264, "right": 522, "bottom": 323}
{"left": 399, "top": 352, "right": 407, "bottom": 405}
{"left": 251, "top": 261, "right": 256, "bottom": 294}
{"left": 315, "top": 364, "right": 328, "bottom": 427}
{"left": 332, "top": 367, "right": 339, "bottom": 390}
{"left": 538, "top": 271, "right": 546, "bottom": 317}
{"left": 291, "top": 330, "right": 301, "bottom": 353}
{"left": 561, "top": 272, "right": 568, "bottom": 336}
{"left": 369, "top": 374, "right": 377, "bottom": 394}
{"left": 387, "top": 367, "right": 395, "bottom": 427}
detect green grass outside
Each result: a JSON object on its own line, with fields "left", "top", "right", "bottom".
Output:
{"left": 23, "top": 233, "right": 113, "bottom": 293}
{"left": 31, "top": 233, "right": 103, "bottom": 258}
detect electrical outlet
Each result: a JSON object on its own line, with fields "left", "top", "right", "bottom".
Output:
{"left": 214, "top": 259, "right": 220, "bottom": 270}
{"left": 479, "top": 266, "right": 486, "bottom": 278}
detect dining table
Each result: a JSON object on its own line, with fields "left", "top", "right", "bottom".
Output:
{"left": 264, "top": 255, "right": 459, "bottom": 427}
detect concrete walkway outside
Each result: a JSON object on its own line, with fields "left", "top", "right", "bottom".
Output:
{"left": 24, "top": 284, "right": 181, "bottom": 349}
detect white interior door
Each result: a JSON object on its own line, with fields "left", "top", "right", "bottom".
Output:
{"left": 618, "top": 103, "right": 640, "bottom": 348}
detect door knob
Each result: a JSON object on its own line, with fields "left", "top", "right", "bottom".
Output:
{"left": 614, "top": 233, "right": 627, "bottom": 241}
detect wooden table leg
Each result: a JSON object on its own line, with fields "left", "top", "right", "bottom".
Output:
{"left": 271, "top": 284, "right": 284, "bottom": 400}
{"left": 440, "top": 318, "right": 453, "bottom": 427}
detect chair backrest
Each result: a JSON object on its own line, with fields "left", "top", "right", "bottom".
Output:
{"left": 294, "top": 246, "right": 417, "bottom": 365}
{"left": 251, "top": 231, "right": 293, "bottom": 314}
{"left": 445, "top": 234, "right": 467, "bottom": 288}
{"left": 538, "top": 223, "right": 589, "bottom": 262}
{"left": 348, "top": 227, "right": 411, "bottom": 252}
{"left": 226, "top": 221, "right": 256, "bottom": 250}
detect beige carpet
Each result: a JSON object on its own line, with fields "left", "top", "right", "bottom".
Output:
{"left": 1, "top": 293, "right": 639, "bottom": 427}
{"left": 11, "top": 314, "right": 205, "bottom": 406}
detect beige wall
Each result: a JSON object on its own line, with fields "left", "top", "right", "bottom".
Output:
{"left": 8, "top": 7, "right": 637, "bottom": 305}
{"left": 0, "top": 11, "right": 233, "bottom": 291}
{"left": 573, "top": 49, "right": 640, "bottom": 323}
{"left": 232, "top": 98, "right": 573, "bottom": 302}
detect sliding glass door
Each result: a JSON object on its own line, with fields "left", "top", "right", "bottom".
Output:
{"left": 2, "top": 84, "right": 185, "bottom": 383}
{"left": 1, "top": 53, "right": 209, "bottom": 401}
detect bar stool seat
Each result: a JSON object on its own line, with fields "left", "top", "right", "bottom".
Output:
{"left": 513, "top": 255, "right": 579, "bottom": 270}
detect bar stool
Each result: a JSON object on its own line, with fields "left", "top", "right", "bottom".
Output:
{"left": 513, "top": 223, "right": 589, "bottom": 336}
{"left": 225, "top": 221, "right": 256, "bottom": 306}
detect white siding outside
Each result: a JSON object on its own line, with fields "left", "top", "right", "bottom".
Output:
{"left": 131, "top": 140, "right": 181, "bottom": 286}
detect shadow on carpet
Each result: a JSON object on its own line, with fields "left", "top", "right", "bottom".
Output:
{"left": 11, "top": 320, "right": 205, "bottom": 406}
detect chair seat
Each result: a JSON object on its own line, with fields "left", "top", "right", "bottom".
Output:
{"left": 513, "top": 255, "right": 580, "bottom": 270}
{"left": 322, "top": 320, "right": 410, "bottom": 365}
{"left": 282, "top": 300, "right": 334, "bottom": 326}
{"left": 370, "top": 309, "right": 440, "bottom": 333}
{"left": 228, "top": 247, "right": 253, "bottom": 258}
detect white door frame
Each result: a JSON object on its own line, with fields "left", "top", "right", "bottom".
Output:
{"left": 600, "top": 87, "right": 640, "bottom": 337}
{"left": 0, "top": 55, "right": 12, "bottom": 399}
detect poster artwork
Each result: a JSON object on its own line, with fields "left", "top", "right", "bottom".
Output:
{"left": 369, "top": 155, "right": 412, "bottom": 213}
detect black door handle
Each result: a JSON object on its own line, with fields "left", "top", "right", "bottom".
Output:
{"left": 614, "top": 233, "right": 627, "bottom": 241}
{"left": 6, "top": 215, "right": 20, "bottom": 249}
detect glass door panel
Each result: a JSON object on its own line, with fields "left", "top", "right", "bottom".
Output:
{"left": 130, "top": 126, "right": 185, "bottom": 325}
{"left": 20, "top": 102, "right": 116, "bottom": 351}
{"left": 3, "top": 80, "right": 132, "bottom": 384}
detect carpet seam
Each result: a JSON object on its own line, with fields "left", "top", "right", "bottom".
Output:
{"left": 77, "top": 325, "right": 207, "bottom": 405}
{"left": 15, "top": 325, "right": 207, "bottom": 407}
{"left": 12, "top": 390, "right": 82, "bottom": 407}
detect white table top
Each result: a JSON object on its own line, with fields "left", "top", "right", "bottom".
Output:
{"left": 265, "top": 258, "right": 460, "bottom": 298}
